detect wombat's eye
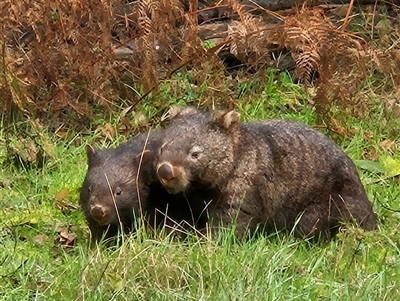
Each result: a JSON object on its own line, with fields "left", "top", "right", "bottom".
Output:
{"left": 191, "top": 152, "right": 200, "bottom": 159}
{"left": 189, "top": 146, "right": 202, "bottom": 160}
{"left": 115, "top": 187, "right": 122, "bottom": 196}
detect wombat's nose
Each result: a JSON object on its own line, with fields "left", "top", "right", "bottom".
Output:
{"left": 90, "top": 204, "right": 106, "bottom": 221}
{"left": 157, "top": 162, "right": 175, "bottom": 181}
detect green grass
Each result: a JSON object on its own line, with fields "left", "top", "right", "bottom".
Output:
{"left": 1, "top": 72, "right": 400, "bottom": 300}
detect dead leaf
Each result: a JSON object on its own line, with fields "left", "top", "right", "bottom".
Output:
{"left": 55, "top": 200, "right": 78, "bottom": 214}
{"left": 9, "top": 137, "right": 38, "bottom": 164}
{"left": 118, "top": 116, "right": 133, "bottom": 133}
{"left": 26, "top": 280, "right": 50, "bottom": 290}
{"left": 0, "top": 178, "right": 11, "bottom": 188}
{"left": 393, "top": 105, "right": 400, "bottom": 118}
{"left": 33, "top": 234, "right": 49, "bottom": 246}
{"left": 379, "top": 139, "right": 397, "bottom": 154}
{"left": 328, "top": 117, "right": 347, "bottom": 137}
{"left": 384, "top": 96, "right": 400, "bottom": 119}
{"left": 363, "top": 130, "right": 374, "bottom": 141}
{"left": 55, "top": 226, "right": 77, "bottom": 250}
{"left": 332, "top": 125, "right": 346, "bottom": 137}
{"left": 55, "top": 189, "right": 70, "bottom": 201}
{"left": 132, "top": 111, "right": 149, "bottom": 128}
{"left": 96, "top": 123, "right": 115, "bottom": 141}
{"left": 54, "top": 189, "right": 78, "bottom": 213}
{"left": 121, "top": 105, "right": 133, "bottom": 117}
{"left": 362, "top": 148, "right": 379, "bottom": 161}
{"left": 55, "top": 129, "right": 70, "bottom": 139}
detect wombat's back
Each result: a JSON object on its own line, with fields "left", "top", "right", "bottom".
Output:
{"left": 242, "top": 120, "right": 376, "bottom": 236}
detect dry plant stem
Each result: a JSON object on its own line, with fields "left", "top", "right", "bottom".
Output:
{"left": 136, "top": 129, "right": 152, "bottom": 221}
{"left": 127, "top": 38, "right": 234, "bottom": 112}
{"left": 341, "top": 0, "right": 355, "bottom": 32}
{"left": 195, "top": 4, "right": 231, "bottom": 18}
{"left": 93, "top": 260, "right": 112, "bottom": 292}
{"left": 4, "top": 0, "right": 398, "bottom": 130}
{"left": 1, "top": 22, "right": 15, "bottom": 158}
{"left": 246, "top": 0, "right": 285, "bottom": 21}
{"left": 127, "top": 18, "right": 287, "bottom": 112}
{"left": 106, "top": 174, "right": 124, "bottom": 245}
{"left": 369, "top": 0, "right": 379, "bottom": 40}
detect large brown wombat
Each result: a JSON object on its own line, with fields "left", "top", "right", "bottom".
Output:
{"left": 156, "top": 106, "right": 377, "bottom": 240}
{"left": 80, "top": 130, "right": 208, "bottom": 244}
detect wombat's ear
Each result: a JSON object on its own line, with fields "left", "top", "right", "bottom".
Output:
{"left": 86, "top": 145, "right": 96, "bottom": 159}
{"left": 213, "top": 110, "right": 240, "bottom": 129}
{"left": 86, "top": 145, "right": 102, "bottom": 165}
{"left": 163, "top": 106, "right": 198, "bottom": 121}
{"left": 135, "top": 150, "right": 152, "bottom": 164}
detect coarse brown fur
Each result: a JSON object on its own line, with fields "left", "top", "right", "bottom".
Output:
{"left": 156, "top": 106, "right": 377, "bottom": 240}
{"left": 80, "top": 130, "right": 208, "bottom": 245}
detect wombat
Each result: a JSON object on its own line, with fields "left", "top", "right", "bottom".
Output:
{"left": 80, "top": 130, "right": 208, "bottom": 244}
{"left": 156, "top": 106, "right": 377, "bottom": 240}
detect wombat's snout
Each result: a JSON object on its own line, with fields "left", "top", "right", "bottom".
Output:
{"left": 90, "top": 204, "right": 110, "bottom": 225}
{"left": 157, "top": 162, "right": 175, "bottom": 181}
{"left": 157, "top": 162, "right": 187, "bottom": 194}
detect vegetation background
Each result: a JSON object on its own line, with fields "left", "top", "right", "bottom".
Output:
{"left": 1, "top": 0, "right": 400, "bottom": 299}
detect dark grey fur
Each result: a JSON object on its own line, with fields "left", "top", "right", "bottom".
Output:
{"left": 156, "top": 107, "right": 377, "bottom": 240}
{"left": 80, "top": 130, "right": 207, "bottom": 244}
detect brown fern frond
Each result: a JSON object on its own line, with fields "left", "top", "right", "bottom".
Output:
{"left": 223, "top": 0, "right": 279, "bottom": 69}
{"left": 293, "top": 50, "right": 320, "bottom": 85}
{"left": 138, "top": 1, "right": 153, "bottom": 35}
{"left": 269, "top": 6, "right": 374, "bottom": 121}
{"left": 180, "top": 0, "right": 206, "bottom": 64}
{"left": 228, "top": 0, "right": 253, "bottom": 26}
{"left": 227, "top": 23, "right": 239, "bottom": 56}
{"left": 281, "top": 8, "right": 335, "bottom": 84}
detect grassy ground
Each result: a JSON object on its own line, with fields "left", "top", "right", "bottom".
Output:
{"left": 1, "top": 71, "right": 400, "bottom": 300}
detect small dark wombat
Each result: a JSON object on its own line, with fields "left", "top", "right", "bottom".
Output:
{"left": 156, "top": 106, "right": 377, "bottom": 240}
{"left": 80, "top": 130, "right": 207, "bottom": 244}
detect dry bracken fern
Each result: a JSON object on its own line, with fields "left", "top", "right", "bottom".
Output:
{"left": 1, "top": 0, "right": 399, "bottom": 132}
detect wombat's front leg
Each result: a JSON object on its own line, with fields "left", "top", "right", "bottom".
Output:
{"left": 208, "top": 199, "right": 263, "bottom": 239}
